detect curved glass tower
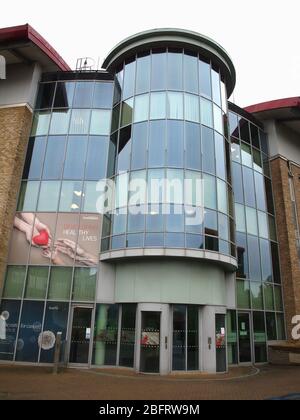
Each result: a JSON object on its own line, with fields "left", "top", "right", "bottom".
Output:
{"left": 0, "top": 29, "right": 285, "bottom": 375}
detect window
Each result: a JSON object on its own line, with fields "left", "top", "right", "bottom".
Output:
{"left": 241, "top": 143, "right": 252, "bottom": 167}
{"left": 59, "top": 181, "right": 83, "bottom": 212}
{"left": 184, "top": 53, "right": 198, "bottom": 94}
{"left": 211, "top": 69, "right": 221, "bottom": 106}
{"left": 54, "top": 82, "right": 75, "bottom": 108}
{"left": 136, "top": 54, "right": 150, "bottom": 94}
{"left": 69, "top": 109, "right": 90, "bottom": 135}
{"left": 83, "top": 181, "right": 99, "bottom": 213}
{"left": 239, "top": 119, "right": 251, "bottom": 144}
{"left": 167, "top": 51, "right": 183, "bottom": 91}
{"left": 186, "top": 122, "right": 201, "bottom": 170}
{"left": 204, "top": 209, "right": 218, "bottom": 237}
{"left": 17, "top": 181, "right": 39, "bottom": 212}
{"left": 237, "top": 280, "right": 250, "bottom": 309}
{"left": 150, "top": 92, "right": 167, "bottom": 120}
{"left": 266, "top": 312, "right": 277, "bottom": 340}
{"left": 85, "top": 136, "right": 108, "bottom": 180}
{"left": 231, "top": 138, "right": 241, "bottom": 163}
{"left": 166, "top": 169, "right": 184, "bottom": 204}
{"left": 36, "top": 83, "right": 55, "bottom": 109}
{"left": 93, "top": 304, "right": 119, "bottom": 366}
{"left": 72, "top": 268, "right": 97, "bottom": 301}
{"left": 200, "top": 98, "right": 213, "bottom": 127}
{"left": 37, "top": 181, "right": 60, "bottom": 212}
{"left": 229, "top": 112, "right": 239, "bottom": 138}
{"left": 31, "top": 111, "right": 51, "bottom": 136}
{"left": 64, "top": 136, "right": 88, "bottom": 179}
{"left": 134, "top": 94, "right": 149, "bottom": 123}
{"left": 199, "top": 60, "right": 212, "bottom": 98}
{"left": 260, "top": 239, "right": 273, "bottom": 283}
{"left": 49, "top": 109, "right": 71, "bottom": 135}
{"left": 117, "top": 126, "right": 132, "bottom": 173}
{"left": 202, "top": 127, "right": 215, "bottom": 174}
{"left": 232, "top": 163, "right": 244, "bottom": 204}
{"left": 275, "top": 286, "right": 283, "bottom": 312}
{"left": 23, "top": 137, "right": 47, "bottom": 180}
{"left": 123, "top": 60, "right": 136, "bottom": 100}
{"left": 243, "top": 167, "right": 256, "bottom": 208}
{"left": 48, "top": 267, "right": 72, "bottom": 300}
{"left": 145, "top": 233, "right": 164, "bottom": 247}
{"left": 93, "top": 82, "right": 113, "bottom": 108}
{"left": 203, "top": 174, "right": 217, "bottom": 209}
{"left": 248, "top": 235, "right": 262, "bottom": 282}
{"left": 167, "top": 121, "right": 184, "bottom": 167}
{"left": 121, "top": 98, "right": 134, "bottom": 126}
{"left": 215, "top": 134, "right": 226, "bottom": 180}
{"left": 246, "top": 207, "right": 258, "bottom": 236}
{"left": 167, "top": 92, "right": 184, "bottom": 120}
{"left": 185, "top": 94, "right": 200, "bottom": 123}
{"left": 151, "top": 51, "right": 167, "bottom": 91}
{"left": 128, "top": 207, "right": 145, "bottom": 233}
{"left": 166, "top": 205, "right": 184, "bottom": 232}
{"left": 146, "top": 205, "right": 164, "bottom": 232}
{"left": 255, "top": 172, "right": 267, "bottom": 212}
{"left": 235, "top": 204, "right": 246, "bottom": 233}
{"left": 131, "top": 123, "right": 147, "bottom": 170}
{"left": 251, "top": 283, "right": 264, "bottom": 310}
{"left": 73, "top": 82, "right": 94, "bottom": 108}
{"left": 236, "top": 233, "right": 248, "bottom": 278}
{"left": 217, "top": 180, "right": 227, "bottom": 214}
{"left": 90, "top": 110, "right": 111, "bottom": 135}
{"left": 251, "top": 125, "right": 260, "bottom": 149}
{"left": 258, "top": 211, "right": 269, "bottom": 239}
{"left": 43, "top": 136, "right": 66, "bottom": 180}
{"left": 3, "top": 266, "right": 26, "bottom": 299}
{"left": 113, "top": 212, "right": 127, "bottom": 235}
{"left": 25, "top": 266, "right": 48, "bottom": 299}
{"left": 148, "top": 121, "right": 166, "bottom": 167}
{"left": 219, "top": 213, "right": 229, "bottom": 240}
{"left": 213, "top": 105, "right": 223, "bottom": 134}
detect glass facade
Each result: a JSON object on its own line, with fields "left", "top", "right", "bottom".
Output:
{"left": 228, "top": 110, "right": 285, "bottom": 364}
{"left": 102, "top": 49, "right": 235, "bottom": 257}
{"left": 0, "top": 32, "right": 286, "bottom": 372}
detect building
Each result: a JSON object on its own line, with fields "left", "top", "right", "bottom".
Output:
{"left": 0, "top": 25, "right": 297, "bottom": 374}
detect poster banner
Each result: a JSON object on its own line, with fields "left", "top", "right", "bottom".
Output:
{"left": 9, "top": 213, "right": 102, "bottom": 267}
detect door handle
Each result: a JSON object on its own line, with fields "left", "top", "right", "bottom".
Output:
{"left": 165, "top": 336, "right": 168, "bottom": 350}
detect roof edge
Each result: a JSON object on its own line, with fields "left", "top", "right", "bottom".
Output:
{"left": 245, "top": 97, "right": 300, "bottom": 115}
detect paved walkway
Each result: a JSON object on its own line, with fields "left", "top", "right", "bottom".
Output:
{"left": 0, "top": 365, "right": 300, "bottom": 400}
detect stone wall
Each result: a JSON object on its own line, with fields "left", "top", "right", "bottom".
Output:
{"left": 0, "top": 106, "right": 32, "bottom": 291}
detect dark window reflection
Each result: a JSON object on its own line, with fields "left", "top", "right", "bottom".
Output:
{"left": 36, "top": 83, "right": 55, "bottom": 109}
{"left": 93, "top": 83, "right": 113, "bottom": 109}
{"left": 204, "top": 209, "right": 218, "bottom": 237}
{"left": 117, "top": 126, "right": 132, "bottom": 173}
{"left": 239, "top": 119, "right": 250, "bottom": 144}
{"left": 236, "top": 233, "right": 248, "bottom": 279}
{"left": 23, "top": 137, "right": 47, "bottom": 180}
{"left": 151, "top": 49, "right": 167, "bottom": 91}
{"left": 54, "top": 82, "right": 75, "bottom": 108}
{"left": 251, "top": 125, "right": 260, "bottom": 149}
{"left": 229, "top": 112, "right": 239, "bottom": 138}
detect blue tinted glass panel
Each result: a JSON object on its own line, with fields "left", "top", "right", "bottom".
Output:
{"left": 85, "top": 136, "right": 108, "bottom": 180}
{"left": 43, "top": 136, "right": 66, "bottom": 180}
{"left": 167, "top": 121, "right": 184, "bottom": 167}
{"left": 184, "top": 53, "right": 198, "bottom": 94}
{"left": 93, "top": 82, "right": 113, "bottom": 108}
{"left": 248, "top": 235, "right": 262, "bottom": 282}
{"left": 131, "top": 123, "right": 147, "bottom": 170}
{"left": 167, "top": 52, "right": 183, "bottom": 91}
{"left": 199, "top": 60, "right": 212, "bottom": 98}
{"left": 186, "top": 123, "right": 201, "bottom": 171}
{"left": 73, "top": 82, "right": 94, "bottom": 108}
{"left": 149, "top": 121, "right": 166, "bottom": 167}
{"left": 123, "top": 60, "right": 136, "bottom": 100}
{"left": 202, "top": 127, "right": 215, "bottom": 174}
{"left": 136, "top": 54, "right": 151, "bottom": 94}
{"left": 64, "top": 136, "right": 88, "bottom": 179}
{"left": 151, "top": 51, "right": 167, "bottom": 91}
{"left": 243, "top": 167, "right": 256, "bottom": 208}
{"left": 24, "top": 137, "right": 47, "bottom": 180}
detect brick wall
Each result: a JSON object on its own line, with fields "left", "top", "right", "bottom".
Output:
{"left": 271, "top": 157, "right": 300, "bottom": 341}
{"left": 0, "top": 106, "right": 32, "bottom": 291}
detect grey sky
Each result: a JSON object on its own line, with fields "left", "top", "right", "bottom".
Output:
{"left": 1, "top": 0, "right": 299, "bottom": 107}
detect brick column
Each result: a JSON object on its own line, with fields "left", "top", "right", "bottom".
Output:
{"left": 0, "top": 105, "right": 32, "bottom": 291}
{"left": 271, "top": 158, "right": 300, "bottom": 341}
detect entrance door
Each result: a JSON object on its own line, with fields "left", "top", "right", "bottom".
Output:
{"left": 136, "top": 304, "right": 170, "bottom": 375}
{"left": 238, "top": 312, "right": 252, "bottom": 363}
{"left": 69, "top": 306, "right": 93, "bottom": 365}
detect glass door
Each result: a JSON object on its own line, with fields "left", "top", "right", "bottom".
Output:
{"left": 136, "top": 304, "right": 170, "bottom": 375}
{"left": 140, "top": 312, "right": 161, "bottom": 373}
{"left": 238, "top": 312, "right": 252, "bottom": 363}
{"left": 69, "top": 306, "right": 93, "bottom": 365}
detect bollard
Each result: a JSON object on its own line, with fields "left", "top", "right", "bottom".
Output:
{"left": 53, "top": 332, "right": 62, "bottom": 375}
